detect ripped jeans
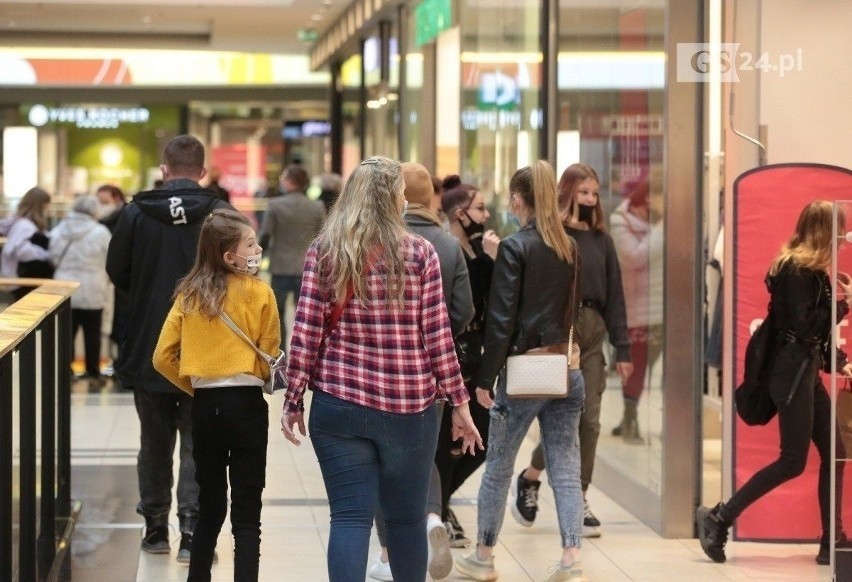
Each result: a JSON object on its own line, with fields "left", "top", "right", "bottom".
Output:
{"left": 477, "top": 369, "right": 585, "bottom": 549}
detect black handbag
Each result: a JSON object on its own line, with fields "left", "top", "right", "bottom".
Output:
{"left": 734, "top": 308, "right": 777, "bottom": 425}
{"left": 16, "top": 231, "right": 54, "bottom": 279}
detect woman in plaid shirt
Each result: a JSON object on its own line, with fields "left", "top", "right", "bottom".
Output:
{"left": 281, "top": 156, "right": 482, "bottom": 582}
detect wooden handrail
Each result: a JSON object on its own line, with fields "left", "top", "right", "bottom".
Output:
{"left": 0, "top": 279, "right": 79, "bottom": 359}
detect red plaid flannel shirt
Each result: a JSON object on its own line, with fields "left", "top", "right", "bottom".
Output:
{"left": 284, "top": 235, "right": 469, "bottom": 414}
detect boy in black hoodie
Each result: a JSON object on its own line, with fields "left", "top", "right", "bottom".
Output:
{"left": 107, "top": 135, "right": 231, "bottom": 562}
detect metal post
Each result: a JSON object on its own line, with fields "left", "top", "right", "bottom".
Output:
{"left": 330, "top": 61, "right": 344, "bottom": 175}
{"left": 57, "top": 302, "right": 72, "bottom": 518}
{"left": 539, "top": 0, "right": 558, "bottom": 164}
{"left": 0, "top": 355, "right": 12, "bottom": 582}
{"left": 19, "top": 334, "right": 37, "bottom": 581}
{"left": 40, "top": 319, "right": 57, "bottom": 573}
{"left": 359, "top": 38, "right": 367, "bottom": 159}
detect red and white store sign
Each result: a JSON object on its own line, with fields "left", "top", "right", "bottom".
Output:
{"left": 733, "top": 163, "right": 852, "bottom": 540}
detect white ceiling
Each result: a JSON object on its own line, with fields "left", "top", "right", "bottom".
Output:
{"left": 0, "top": 0, "right": 350, "bottom": 56}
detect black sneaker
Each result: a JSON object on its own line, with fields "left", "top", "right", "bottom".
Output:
{"left": 177, "top": 533, "right": 218, "bottom": 565}
{"left": 582, "top": 500, "right": 601, "bottom": 538}
{"left": 445, "top": 509, "right": 471, "bottom": 548}
{"left": 511, "top": 471, "right": 540, "bottom": 527}
{"left": 816, "top": 532, "right": 852, "bottom": 565}
{"left": 141, "top": 525, "right": 170, "bottom": 554}
{"left": 696, "top": 503, "right": 731, "bottom": 563}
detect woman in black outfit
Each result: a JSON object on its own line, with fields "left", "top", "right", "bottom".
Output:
{"left": 435, "top": 183, "right": 501, "bottom": 547}
{"left": 697, "top": 200, "right": 852, "bottom": 566}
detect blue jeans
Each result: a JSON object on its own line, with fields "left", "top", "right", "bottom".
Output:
{"left": 477, "top": 369, "right": 585, "bottom": 549}
{"left": 270, "top": 274, "right": 302, "bottom": 347}
{"left": 309, "top": 390, "right": 439, "bottom": 582}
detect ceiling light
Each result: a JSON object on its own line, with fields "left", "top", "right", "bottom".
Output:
{"left": 311, "top": 14, "right": 323, "bottom": 21}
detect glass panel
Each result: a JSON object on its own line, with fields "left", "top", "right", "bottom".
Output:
{"left": 459, "top": 0, "right": 541, "bottom": 229}
{"left": 402, "top": 7, "right": 423, "bottom": 163}
{"left": 364, "top": 26, "right": 400, "bottom": 160}
{"left": 557, "top": 1, "right": 665, "bottom": 495}
{"left": 340, "top": 54, "right": 362, "bottom": 175}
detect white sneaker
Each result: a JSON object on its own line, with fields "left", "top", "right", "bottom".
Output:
{"left": 368, "top": 551, "right": 393, "bottom": 581}
{"left": 427, "top": 516, "right": 453, "bottom": 579}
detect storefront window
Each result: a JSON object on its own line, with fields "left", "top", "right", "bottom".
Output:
{"left": 557, "top": 2, "right": 665, "bottom": 494}
{"left": 363, "top": 25, "right": 401, "bottom": 160}
{"left": 459, "top": 1, "right": 542, "bottom": 229}
{"left": 401, "top": 7, "right": 423, "bottom": 163}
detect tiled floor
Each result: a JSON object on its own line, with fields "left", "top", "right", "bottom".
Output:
{"left": 65, "top": 381, "right": 837, "bottom": 582}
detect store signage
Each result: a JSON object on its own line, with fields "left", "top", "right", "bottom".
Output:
{"left": 282, "top": 120, "right": 331, "bottom": 140}
{"left": 27, "top": 104, "right": 150, "bottom": 129}
{"left": 297, "top": 28, "right": 319, "bottom": 43}
{"left": 414, "top": 0, "right": 452, "bottom": 47}
{"left": 477, "top": 71, "right": 519, "bottom": 111}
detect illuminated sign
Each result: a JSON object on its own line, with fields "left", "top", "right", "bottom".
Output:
{"left": 282, "top": 120, "right": 331, "bottom": 140}
{"left": 28, "top": 104, "right": 150, "bottom": 129}
{"left": 415, "top": 0, "right": 452, "bottom": 47}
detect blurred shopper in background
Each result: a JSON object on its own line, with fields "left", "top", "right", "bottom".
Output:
{"left": 206, "top": 165, "right": 230, "bottom": 204}
{"left": 318, "top": 172, "right": 343, "bottom": 212}
{"left": 96, "top": 184, "right": 127, "bottom": 228}
{"left": 0, "top": 186, "right": 53, "bottom": 300}
{"left": 259, "top": 164, "right": 325, "bottom": 349}
{"left": 96, "top": 183, "right": 130, "bottom": 376}
{"left": 50, "top": 195, "right": 111, "bottom": 387}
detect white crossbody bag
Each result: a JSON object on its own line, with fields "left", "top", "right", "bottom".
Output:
{"left": 219, "top": 312, "right": 287, "bottom": 395}
{"left": 505, "top": 247, "right": 579, "bottom": 399}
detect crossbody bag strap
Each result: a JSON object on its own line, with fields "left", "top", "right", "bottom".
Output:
{"left": 565, "top": 245, "right": 581, "bottom": 363}
{"left": 218, "top": 312, "right": 276, "bottom": 368}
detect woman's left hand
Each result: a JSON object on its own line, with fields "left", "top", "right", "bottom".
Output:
{"left": 842, "top": 363, "right": 852, "bottom": 377}
{"left": 475, "top": 387, "right": 494, "bottom": 409}
{"left": 281, "top": 409, "right": 306, "bottom": 446}
{"left": 451, "top": 403, "right": 484, "bottom": 455}
{"left": 616, "top": 362, "right": 634, "bottom": 385}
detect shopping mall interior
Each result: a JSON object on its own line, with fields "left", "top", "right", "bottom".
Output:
{"left": 2, "top": 0, "right": 851, "bottom": 580}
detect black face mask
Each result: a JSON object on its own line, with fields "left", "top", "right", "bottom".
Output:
{"left": 462, "top": 212, "right": 486, "bottom": 238}
{"left": 577, "top": 204, "right": 595, "bottom": 224}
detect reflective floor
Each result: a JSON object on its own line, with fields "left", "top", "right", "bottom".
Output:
{"left": 63, "top": 378, "right": 834, "bottom": 582}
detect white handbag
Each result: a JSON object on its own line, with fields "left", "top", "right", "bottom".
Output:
{"left": 505, "top": 330, "right": 573, "bottom": 399}
{"left": 505, "top": 246, "right": 578, "bottom": 399}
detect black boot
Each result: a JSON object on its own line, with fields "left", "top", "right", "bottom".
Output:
{"left": 816, "top": 531, "right": 851, "bottom": 565}
{"left": 612, "top": 398, "right": 643, "bottom": 444}
{"left": 696, "top": 502, "right": 731, "bottom": 563}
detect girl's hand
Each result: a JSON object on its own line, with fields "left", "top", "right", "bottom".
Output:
{"left": 475, "top": 387, "right": 494, "bottom": 409}
{"left": 451, "top": 403, "right": 484, "bottom": 455}
{"left": 616, "top": 361, "right": 634, "bottom": 385}
{"left": 281, "top": 410, "right": 306, "bottom": 446}
{"left": 483, "top": 230, "right": 501, "bottom": 260}
{"left": 842, "top": 363, "right": 852, "bottom": 378}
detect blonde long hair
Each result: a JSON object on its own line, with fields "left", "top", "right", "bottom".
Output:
{"left": 173, "top": 209, "right": 251, "bottom": 317}
{"left": 509, "top": 160, "right": 575, "bottom": 263}
{"left": 769, "top": 200, "right": 843, "bottom": 275}
{"left": 317, "top": 156, "right": 407, "bottom": 305}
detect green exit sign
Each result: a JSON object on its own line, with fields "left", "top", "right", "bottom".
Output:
{"left": 414, "top": 0, "right": 452, "bottom": 47}
{"left": 298, "top": 28, "right": 319, "bottom": 43}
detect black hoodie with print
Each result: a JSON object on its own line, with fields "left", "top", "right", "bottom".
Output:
{"left": 106, "top": 180, "right": 230, "bottom": 392}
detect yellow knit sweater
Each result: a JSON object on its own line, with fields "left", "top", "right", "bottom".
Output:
{"left": 153, "top": 274, "right": 281, "bottom": 396}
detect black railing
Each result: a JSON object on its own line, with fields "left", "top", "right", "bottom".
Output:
{"left": 1, "top": 280, "right": 78, "bottom": 582}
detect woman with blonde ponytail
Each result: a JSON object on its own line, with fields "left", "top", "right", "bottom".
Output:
{"left": 456, "top": 161, "right": 588, "bottom": 582}
{"left": 281, "top": 156, "right": 482, "bottom": 582}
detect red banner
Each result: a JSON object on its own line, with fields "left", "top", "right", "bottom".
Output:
{"left": 733, "top": 163, "right": 852, "bottom": 540}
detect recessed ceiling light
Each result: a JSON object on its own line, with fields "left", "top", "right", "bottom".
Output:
{"left": 311, "top": 14, "right": 323, "bottom": 21}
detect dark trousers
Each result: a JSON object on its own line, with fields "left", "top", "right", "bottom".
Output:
{"left": 71, "top": 308, "right": 103, "bottom": 377}
{"left": 309, "top": 390, "right": 439, "bottom": 582}
{"left": 725, "top": 350, "right": 845, "bottom": 535}
{"left": 434, "top": 381, "right": 490, "bottom": 520}
{"left": 188, "top": 387, "right": 268, "bottom": 582}
{"left": 133, "top": 389, "right": 199, "bottom": 531}
{"left": 270, "top": 274, "right": 302, "bottom": 348}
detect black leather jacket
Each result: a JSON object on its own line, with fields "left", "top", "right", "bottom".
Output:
{"left": 477, "top": 220, "right": 580, "bottom": 390}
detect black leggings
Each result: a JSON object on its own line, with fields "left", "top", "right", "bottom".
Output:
{"left": 725, "top": 353, "right": 844, "bottom": 535}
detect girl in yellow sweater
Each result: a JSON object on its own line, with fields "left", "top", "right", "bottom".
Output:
{"left": 154, "top": 209, "right": 280, "bottom": 581}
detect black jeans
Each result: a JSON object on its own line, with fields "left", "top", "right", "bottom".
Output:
{"left": 188, "top": 387, "right": 268, "bottom": 582}
{"left": 725, "top": 348, "right": 845, "bottom": 536}
{"left": 133, "top": 388, "right": 198, "bottom": 530}
{"left": 71, "top": 308, "right": 102, "bottom": 377}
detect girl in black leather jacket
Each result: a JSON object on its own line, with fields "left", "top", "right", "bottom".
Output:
{"left": 697, "top": 200, "right": 852, "bottom": 566}
{"left": 455, "top": 161, "right": 587, "bottom": 582}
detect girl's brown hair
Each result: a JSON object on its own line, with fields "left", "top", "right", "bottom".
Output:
{"left": 441, "top": 183, "right": 478, "bottom": 220}
{"left": 770, "top": 200, "right": 844, "bottom": 275}
{"left": 509, "top": 160, "right": 575, "bottom": 263}
{"left": 16, "top": 187, "right": 51, "bottom": 231}
{"left": 173, "top": 209, "right": 252, "bottom": 317}
{"left": 558, "top": 163, "right": 605, "bottom": 232}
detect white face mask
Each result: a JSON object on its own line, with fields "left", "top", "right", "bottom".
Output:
{"left": 234, "top": 252, "right": 262, "bottom": 275}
